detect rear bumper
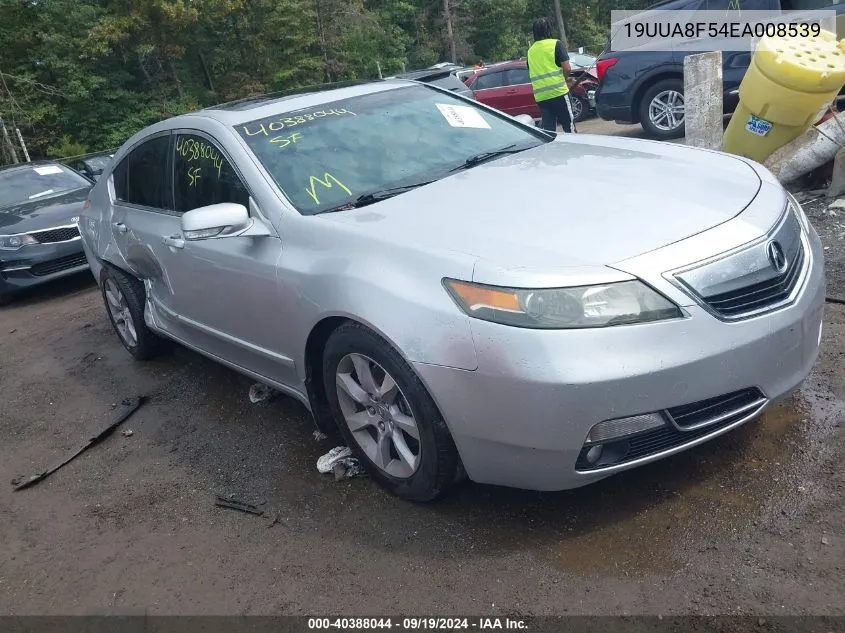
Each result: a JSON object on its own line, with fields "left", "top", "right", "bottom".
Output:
{"left": 413, "top": 229, "right": 825, "bottom": 492}
{"left": 0, "top": 239, "right": 88, "bottom": 295}
{"left": 596, "top": 100, "right": 635, "bottom": 123}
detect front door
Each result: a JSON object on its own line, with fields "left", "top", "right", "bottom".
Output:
{"left": 157, "top": 131, "right": 294, "bottom": 386}
{"left": 502, "top": 66, "right": 540, "bottom": 118}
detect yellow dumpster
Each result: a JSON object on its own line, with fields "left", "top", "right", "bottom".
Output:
{"left": 722, "top": 29, "right": 845, "bottom": 163}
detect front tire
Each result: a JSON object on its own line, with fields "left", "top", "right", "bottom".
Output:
{"left": 101, "top": 266, "right": 167, "bottom": 360}
{"left": 322, "top": 323, "right": 461, "bottom": 501}
{"left": 639, "top": 78, "right": 685, "bottom": 140}
{"left": 571, "top": 95, "right": 589, "bottom": 122}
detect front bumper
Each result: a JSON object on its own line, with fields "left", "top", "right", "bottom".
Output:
{"left": 414, "top": 231, "right": 825, "bottom": 492}
{"left": 0, "top": 238, "right": 88, "bottom": 296}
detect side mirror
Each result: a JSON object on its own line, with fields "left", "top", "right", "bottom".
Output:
{"left": 181, "top": 202, "right": 270, "bottom": 240}
{"left": 513, "top": 114, "right": 536, "bottom": 127}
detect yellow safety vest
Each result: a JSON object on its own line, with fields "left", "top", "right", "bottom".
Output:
{"left": 527, "top": 39, "right": 568, "bottom": 102}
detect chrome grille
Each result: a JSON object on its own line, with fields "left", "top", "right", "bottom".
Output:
{"left": 702, "top": 244, "right": 805, "bottom": 317}
{"left": 672, "top": 207, "right": 806, "bottom": 320}
{"left": 31, "top": 226, "right": 80, "bottom": 244}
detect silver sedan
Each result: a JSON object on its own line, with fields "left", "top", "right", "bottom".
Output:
{"left": 78, "top": 80, "right": 825, "bottom": 501}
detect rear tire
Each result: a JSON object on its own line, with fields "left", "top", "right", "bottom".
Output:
{"left": 101, "top": 266, "right": 167, "bottom": 360}
{"left": 322, "top": 322, "right": 461, "bottom": 501}
{"left": 572, "top": 95, "right": 589, "bottom": 122}
{"left": 639, "top": 78, "right": 685, "bottom": 140}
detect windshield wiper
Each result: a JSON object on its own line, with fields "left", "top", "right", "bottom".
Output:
{"left": 449, "top": 144, "right": 529, "bottom": 173}
{"left": 314, "top": 180, "right": 437, "bottom": 214}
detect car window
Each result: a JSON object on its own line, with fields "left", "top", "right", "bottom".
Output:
{"left": 236, "top": 84, "right": 548, "bottom": 215}
{"left": 504, "top": 67, "right": 530, "bottom": 86}
{"left": 473, "top": 71, "right": 504, "bottom": 90}
{"left": 0, "top": 164, "right": 91, "bottom": 208}
{"left": 173, "top": 134, "right": 250, "bottom": 214}
{"left": 116, "top": 135, "right": 172, "bottom": 209}
{"left": 430, "top": 75, "right": 469, "bottom": 92}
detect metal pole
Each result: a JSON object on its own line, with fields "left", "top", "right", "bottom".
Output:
{"left": 377, "top": 60, "right": 383, "bottom": 79}
{"left": 0, "top": 116, "right": 19, "bottom": 164}
{"left": 14, "top": 128, "right": 30, "bottom": 162}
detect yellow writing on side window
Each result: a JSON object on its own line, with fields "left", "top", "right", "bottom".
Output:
{"left": 305, "top": 173, "right": 352, "bottom": 205}
{"left": 242, "top": 108, "right": 356, "bottom": 137}
{"left": 188, "top": 166, "right": 201, "bottom": 187}
{"left": 176, "top": 137, "right": 223, "bottom": 177}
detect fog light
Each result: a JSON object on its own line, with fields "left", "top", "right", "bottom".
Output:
{"left": 585, "top": 445, "right": 603, "bottom": 464}
{"left": 586, "top": 412, "right": 667, "bottom": 444}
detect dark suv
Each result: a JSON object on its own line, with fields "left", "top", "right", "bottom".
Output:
{"left": 595, "top": 0, "right": 844, "bottom": 139}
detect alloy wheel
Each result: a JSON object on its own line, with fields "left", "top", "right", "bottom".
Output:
{"left": 335, "top": 353, "right": 421, "bottom": 478}
{"left": 648, "top": 89, "right": 685, "bottom": 132}
{"left": 104, "top": 278, "right": 138, "bottom": 348}
{"left": 570, "top": 96, "right": 583, "bottom": 121}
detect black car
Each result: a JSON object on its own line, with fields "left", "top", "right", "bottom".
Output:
{"left": 594, "top": 0, "right": 844, "bottom": 139}
{"left": 0, "top": 161, "right": 93, "bottom": 305}
{"left": 66, "top": 151, "right": 114, "bottom": 181}
{"left": 390, "top": 67, "right": 476, "bottom": 99}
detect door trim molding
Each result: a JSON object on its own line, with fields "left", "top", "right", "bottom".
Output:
{"left": 151, "top": 296, "right": 296, "bottom": 368}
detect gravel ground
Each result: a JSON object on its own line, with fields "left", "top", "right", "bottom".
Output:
{"left": 0, "top": 125, "right": 843, "bottom": 617}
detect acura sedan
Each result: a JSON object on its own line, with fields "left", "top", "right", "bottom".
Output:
{"left": 79, "top": 80, "right": 824, "bottom": 501}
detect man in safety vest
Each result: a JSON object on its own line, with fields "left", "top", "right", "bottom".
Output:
{"left": 526, "top": 17, "right": 575, "bottom": 133}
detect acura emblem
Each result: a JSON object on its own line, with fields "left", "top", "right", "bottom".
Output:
{"left": 767, "top": 240, "right": 787, "bottom": 273}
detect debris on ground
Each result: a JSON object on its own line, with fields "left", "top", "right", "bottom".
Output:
{"left": 822, "top": 536, "right": 830, "bottom": 545}
{"left": 312, "top": 430, "right": 328, "bottom": 441}
{"left": 317, "top": 446, "right": 365, "bottom": 481}
{"left": 12, "top": 396, "right": 146, "bottom": 492}
{"left": 248, "top": 383, "right": 278, "bottom": 404}
{"left": 267, "top": 512, "right": 282, "bottom": 528}
{"left": 214, "top": 494, "right": 265, "bottom": 516}
{"left": 121, "top": 429, "right": 134, "bottom": 437}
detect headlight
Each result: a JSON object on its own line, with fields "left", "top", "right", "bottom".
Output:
{"left": 0, "top": 233, "right": 38, "bottom": 250}
{"left": 786, "top": 191, "right": 810, "bottom": 234}
{"left": 443, "top": 278, "right": 682, "bottom": 329}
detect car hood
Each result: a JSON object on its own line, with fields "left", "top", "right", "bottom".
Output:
{"left": 324, "top": 134, "right": 762, "bottom": 271}
{"left": 0, "top": 188, "right": 90, "bottom": 233}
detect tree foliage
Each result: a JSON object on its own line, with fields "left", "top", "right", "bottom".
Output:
{"left": 0, "top": 0, "right": 612, "bottom": 162}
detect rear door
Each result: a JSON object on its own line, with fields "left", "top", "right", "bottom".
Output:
{"left": 109, "top": 132, "right": 184, "bottom": 335}
{"left": 469, "top": 69, "right": 509, "bottom": 112}
{"left": 502, "top": 66, "right": 539, "bottom": 117}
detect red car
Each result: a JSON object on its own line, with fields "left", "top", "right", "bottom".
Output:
{"left": 464, "top": 59, "right": 596, "bottom": 123}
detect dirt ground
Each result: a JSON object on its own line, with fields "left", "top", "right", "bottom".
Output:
{"left": 1, "top": 127, "right": 844, "bottom": 617}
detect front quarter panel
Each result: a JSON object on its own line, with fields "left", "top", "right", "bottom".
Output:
{"left": 280, "top": 216, "right": 480, "bottom": 374}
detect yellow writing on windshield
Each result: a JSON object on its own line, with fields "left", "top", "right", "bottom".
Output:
{"left": 269, "top": 131, "right": 303, "bottom": 149}
{"left": 176, "top": 137, "right": 223, "bottom": 177}
{"left": 188, "top": 166, "right": 201, "bottom": 187}
{"left": 242, "top": 108, "right": 356, "bottom": 137}
{"left": 305, "top": 173, "right": 352, "bottom": 205}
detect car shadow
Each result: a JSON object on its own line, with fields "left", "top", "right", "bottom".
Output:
{"left": 3, "top": 271, "right": 97, "bottom": 309}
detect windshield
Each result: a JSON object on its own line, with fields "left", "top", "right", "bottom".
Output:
{"left": 235, "top": 85, "right": 548, "bottom": 214}
{"left": 0, "top": 164, "right": 91, "bottom": 208}
{"left": 569, "top": 53, "right": 597, "bottom": 68}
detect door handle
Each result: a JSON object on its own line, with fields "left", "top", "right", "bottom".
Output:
{"left": 112, "top": 222, "right": 128, "bottom": 234}
{"left": 162, "top": 235, "right": 185, "bottom": 249}
{"left": 506, "top": 89, "right": 518, "bottom": 94}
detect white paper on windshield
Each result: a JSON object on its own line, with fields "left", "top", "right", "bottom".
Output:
{"left": 435, "top": 103, "right": 491, "bottom": 129}
{"left": 33, "top": 165, "right": 63, "bottom": 176}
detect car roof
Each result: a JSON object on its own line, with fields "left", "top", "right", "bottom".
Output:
{"left": 477, "top": 60, "right": 524, "bottom": 73}
{"left": 193, "top": 79, "right": 416, "bottom": 126}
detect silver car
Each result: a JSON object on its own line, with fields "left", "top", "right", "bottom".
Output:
{"left": 78, "top": 80, "right": 825, "bottom": 501}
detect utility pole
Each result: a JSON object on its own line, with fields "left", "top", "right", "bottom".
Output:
{"left": 376, "top": 60, "right": 383, "bottom": 79}
{"left": 553, "top": 0, "right": 567, "bottom": 47}
{"left": 15, "top": 128, "right": 30, "bottom": 162}
{"left": 0, "top": 116, "right": 19, "bottom": 164}
{"left": 444, "top": 0, "right": 457, "bottom": 64}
